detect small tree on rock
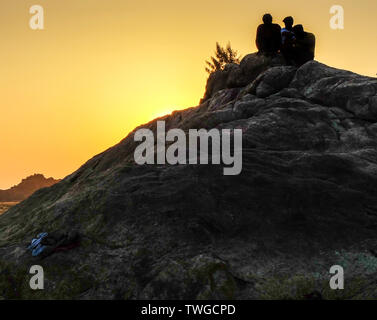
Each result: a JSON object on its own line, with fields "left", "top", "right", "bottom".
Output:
{"left": 205, "top": 42, "right": 241, "bottom": 74}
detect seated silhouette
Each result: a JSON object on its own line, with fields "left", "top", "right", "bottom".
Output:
{"left": 292, "top": 24, "right": 316, "bottom": 66}
{"left": 281, "top": 16, "right": 296, "bottom": 64}
{"left": 256, "top": 14, "right": 281, "bottom": 56}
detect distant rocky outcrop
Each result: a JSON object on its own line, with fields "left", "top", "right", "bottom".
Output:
{"left": 1, "top": 55, "right": 377, "bottom": 300}
{"left": 0, "top": 174, "right": 61, "bottom": 202}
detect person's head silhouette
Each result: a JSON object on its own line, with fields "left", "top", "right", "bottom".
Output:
{"left": 283, "top": 16, "right": 294, "bottom": 29}
{"left": 293, "top": 24, "right": 305, "bottom": 37}
{"left": 262, "top": 14, "right": 273, "bottom": 25}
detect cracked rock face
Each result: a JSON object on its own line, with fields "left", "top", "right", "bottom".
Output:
{"left": 1, "top": 58, "right": 377, "bottom": 300}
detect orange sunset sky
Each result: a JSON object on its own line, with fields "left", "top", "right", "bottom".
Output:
{"left": 0, "top": 0, "right": 376, "bottom": 189}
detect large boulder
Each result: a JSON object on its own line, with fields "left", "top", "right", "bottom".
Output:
{"left": 202, "top": 52, "right": 287, "bottom": 102}
{"left": 291, "top": 61, "right": 377, "bottom": 121}
{"left": 1, "top": 61, "right": 377, "bottom": 300}
{"left": 243, "top": 66, "right": 298, "bottom": 98}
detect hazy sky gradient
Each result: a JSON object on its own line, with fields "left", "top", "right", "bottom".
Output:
{"left": 1, "top": 0, "right": 376, "bottom": 189}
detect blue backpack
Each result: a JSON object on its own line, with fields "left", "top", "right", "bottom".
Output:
{"left": 27, "top": 232, "right": 48, "bottom": 257}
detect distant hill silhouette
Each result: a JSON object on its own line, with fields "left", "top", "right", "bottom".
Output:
{"left": 0, "top": 174, "right": 60, "bottom": 202}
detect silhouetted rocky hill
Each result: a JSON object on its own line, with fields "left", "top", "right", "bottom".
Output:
{"left": 1, "top": 54, "right": 377, "bottom": 299}
{"left": 0, "top": 174, "right": 60, "bottom": 202}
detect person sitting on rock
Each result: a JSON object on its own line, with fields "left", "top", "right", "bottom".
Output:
{"left": 256, "top": 13, "right": 282, "bottom": 56}
{"left": 281, "top": 16, "right": 296, "bottom": 64}
{"left": 292, "top": 24, "right": 316, "bottom": 66}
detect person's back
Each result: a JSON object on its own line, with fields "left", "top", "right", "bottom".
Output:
{"left": 301, "top": 31, "right": 316, "bottom": 60}
{"left": 256, "top": 14, "right": 282, "bottom": 55}
{"left": 293, "top": 24, "right": 316, "bottom": 65}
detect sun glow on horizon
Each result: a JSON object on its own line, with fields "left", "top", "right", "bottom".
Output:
{"left": 151, "top": 109, "right": 176, "bottom": 120}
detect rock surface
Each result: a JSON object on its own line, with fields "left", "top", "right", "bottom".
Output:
{"left": 1, "top": 57, "right": 377, "bottom": 300}
{"left": 201, "top": 53, "right": 287, "bottom": 102}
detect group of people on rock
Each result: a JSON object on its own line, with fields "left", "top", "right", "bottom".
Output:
{"left": 256, "top": 14, "right": 316, "bottom": 66}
